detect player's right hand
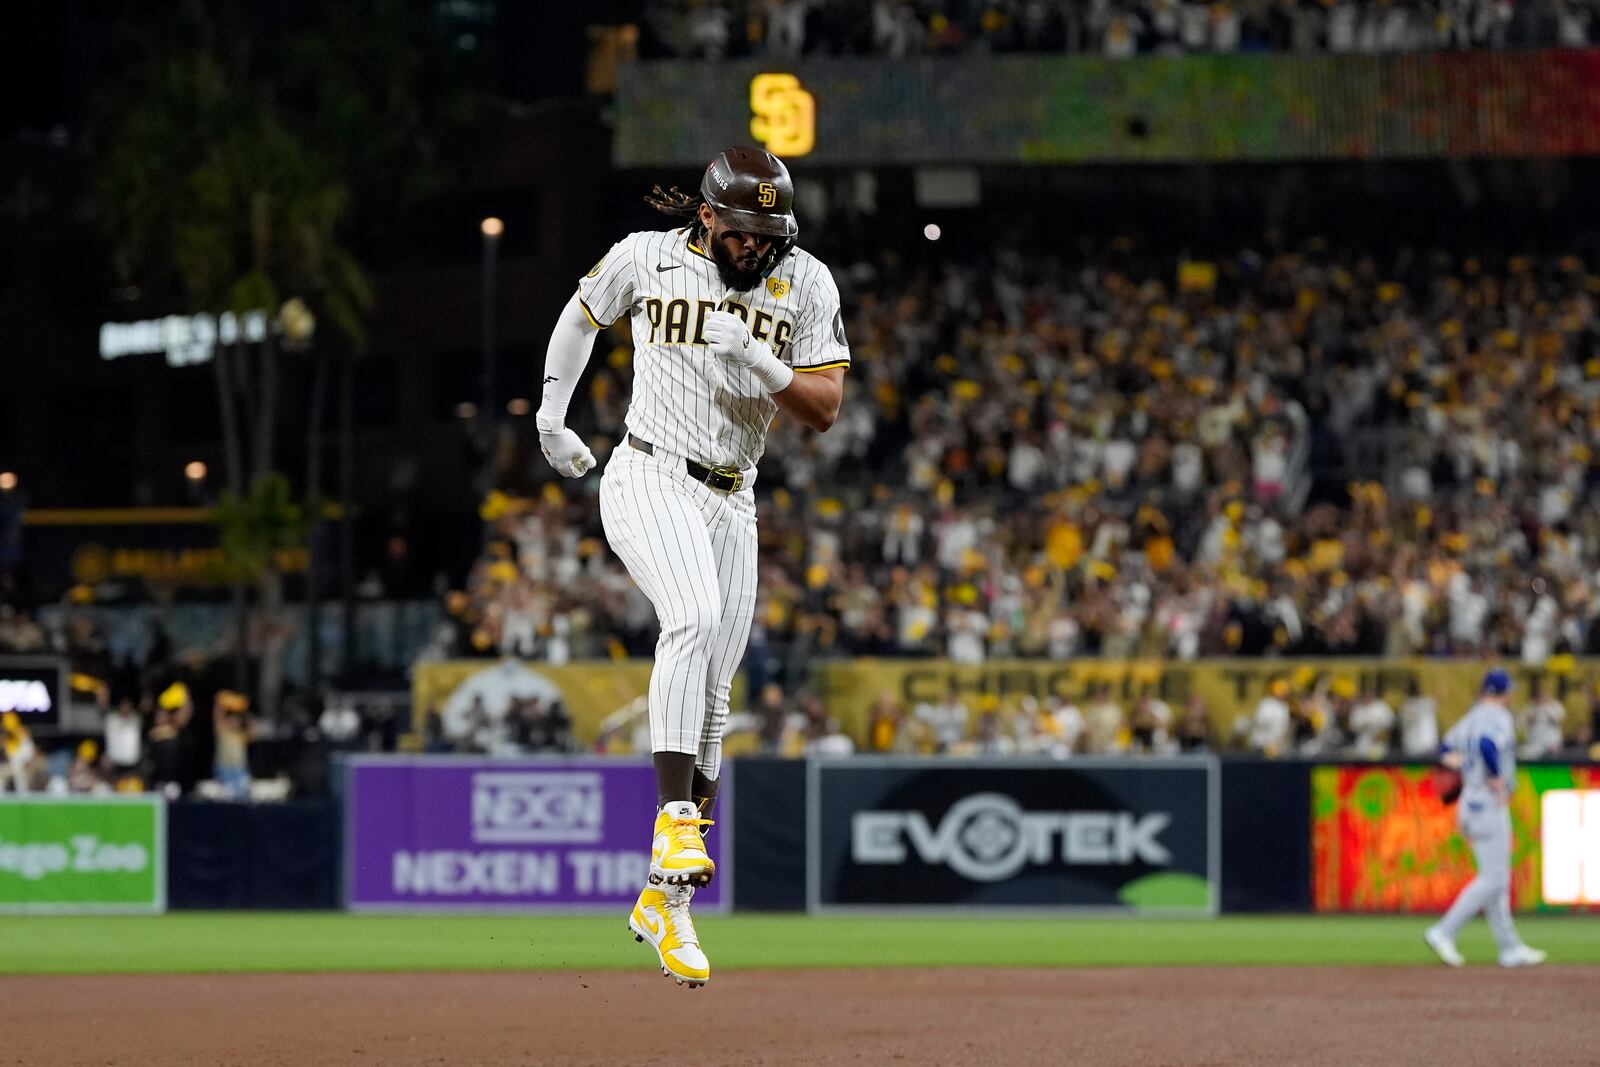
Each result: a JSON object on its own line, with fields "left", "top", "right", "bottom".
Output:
{"left": 536, "top": 416, "right": 596, "bottom": 478}
{"left": 702, "top": 310, "right": 755, "bottom": 366}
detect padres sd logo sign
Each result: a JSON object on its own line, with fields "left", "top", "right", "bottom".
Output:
{"left": 757, "top": 182, "right": 778, "bottom": 208}
{"left": 767, "top": 277, "right": 790, "bottom": 299}
{"left": 749, "top": 73, "right": 816, "bottom": 157}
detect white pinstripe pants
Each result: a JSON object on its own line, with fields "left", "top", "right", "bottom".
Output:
{"left": 599, "top": 443, "right": 758, "bottom": 780}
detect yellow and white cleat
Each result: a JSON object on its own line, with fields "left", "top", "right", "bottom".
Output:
{"left": 629, "top": 886, "right": 710, "bottom": 988}
{"left": 650, "top": 800, "right": 715, "bottom": 889}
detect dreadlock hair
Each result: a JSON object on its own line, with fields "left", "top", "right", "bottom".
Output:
{"left": 644, "top": 184, "right": 706, "bottom": 236}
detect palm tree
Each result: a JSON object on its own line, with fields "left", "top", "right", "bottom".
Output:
{"left": 86, "top": 4, "right": 464, "bottom": 716}
{"left": 276, "top": 0, "right": 480, "bottom": 688}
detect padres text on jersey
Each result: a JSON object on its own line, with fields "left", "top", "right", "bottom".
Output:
{"left": 578, "top": 227, "right": 850, "bottom": 470}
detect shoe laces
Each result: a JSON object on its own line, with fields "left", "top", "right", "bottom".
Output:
{"left": 667, "top": 816, "right": 713, "bottom": 853}
{"left": 663, "top": 897, "right": 700, "bottom": 948}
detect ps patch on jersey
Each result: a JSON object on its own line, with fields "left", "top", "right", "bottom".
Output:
{"left": 767, "top": 277, "right": 790, "bottom": 299}
{"left": 586, "top": 256, "right": 606, "bottom": 279}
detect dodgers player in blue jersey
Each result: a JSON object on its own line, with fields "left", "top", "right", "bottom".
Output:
{"left": 1424, "top": 668, "right": 1547, "bottom": 968}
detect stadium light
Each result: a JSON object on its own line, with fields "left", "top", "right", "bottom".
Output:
{"left": 184, "top": 461, "right": 207, "bottom": 482}
{"left": 507, "top": 398, "right": 530, "bottom": 416}
{"left": 0, "top": 471, "right": 15, "bottom": 492}
{"left": 455, "top": 402, "right": 478, "bottom": 420}
{"left": 480, "top": 219, "right": 503, "bottom": 440}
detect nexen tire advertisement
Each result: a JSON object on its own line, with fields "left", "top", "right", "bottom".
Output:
{"left": 808, "top": 759, "right": 1218, "bottom": 914}
{"left": 343, "top": 757, "right": 729, "bottom": 912}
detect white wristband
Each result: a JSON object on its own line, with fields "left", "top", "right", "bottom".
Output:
{"left": 746, "top": 340, "right": 795, "bottom": 394}
{"left": 535, "top": 412, "right": 564, "bottom": 434}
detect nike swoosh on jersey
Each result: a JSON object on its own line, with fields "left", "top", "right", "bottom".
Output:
{"left": 656, "top": 264, "right": 681, "bottom": 272}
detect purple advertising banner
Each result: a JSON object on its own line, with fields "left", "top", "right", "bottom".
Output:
{"left": 345, "top": 757, "right": 728, "bottom": 911}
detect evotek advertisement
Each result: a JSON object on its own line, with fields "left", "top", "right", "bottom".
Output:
{"left": 345, "top": 758, "right": 729, "bottom": 911}
{"left": 1312, "top": 764, "right": 1600, "bottom": 913}
{"left": 809, "top": 759, "right": 1217, "bottom": 913}
{"left": 0, "top": 797, "right": 166, "bottom": 913}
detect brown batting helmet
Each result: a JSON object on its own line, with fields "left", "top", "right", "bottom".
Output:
{"left": 699, "top": 147, "right": 799, "bottom": 240}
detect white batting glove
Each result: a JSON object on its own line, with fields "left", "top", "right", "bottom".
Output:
{"left": 535, "top": 413, "right": 596, "bottom": 478}
{"left": 702, "top": 311, "right": 756, "bottom": 366}
{"left": 703, "top": 310, "right": 794, "bottom": 393}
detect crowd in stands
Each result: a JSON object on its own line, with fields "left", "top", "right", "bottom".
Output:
{"left": 0, "top": 680, "right": 412, "bottom": 798}
{"left": 0, "top": 592, "right": 410, "bottom": 796}
{"left": 418, "top": 691, "right": 577, "bottom": 757}
{"left": 0, "top": 587, "right": 433, "bottom": 797}
{"left": 638, "top": 0, "right": 1592, "bottom": 60}
{"left": 590, "top": 673, "right": 1598, "bottom": 760}
{"left": 1, "top": 683, "right": 221, "bottom": 798}
{"left": 442, "top": 238, "right": 1600, "bottom": 682}
{"left": 10, "top": 666, "right": 1588, "bottom": 790}
{"left": 1236, "top": 672, "right": 1599, "bottom": 759}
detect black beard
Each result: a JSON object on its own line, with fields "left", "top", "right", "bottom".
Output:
{"left": 709, "top": 236, "right": 764, "bottom": 291}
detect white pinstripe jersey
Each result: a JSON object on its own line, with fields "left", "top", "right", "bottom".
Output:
{"left": 577, "top": 226, "right": 850, "bottom": 471}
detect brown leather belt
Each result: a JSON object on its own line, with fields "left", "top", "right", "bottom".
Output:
{"left": 628, "top": 434, "right": 746, "bottom": 493}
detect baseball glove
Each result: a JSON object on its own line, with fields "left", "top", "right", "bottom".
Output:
{"left": 1432, "top": 765, "right": 1462, "bottom": 805}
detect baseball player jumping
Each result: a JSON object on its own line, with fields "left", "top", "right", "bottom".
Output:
{"left": 1424, "top": 668, "right": 1547, "bottom": 968}
{"left": 536, "top": 147, "right": 848, "bottom": 987}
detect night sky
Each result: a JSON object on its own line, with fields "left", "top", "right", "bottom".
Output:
{"left": 0, "top": 1, "right": 618, "bottom": 141}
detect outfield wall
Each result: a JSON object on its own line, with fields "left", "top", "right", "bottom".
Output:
{"left": 728, "top": 756, "right": 1309, "bottom": 914}
{"left": 1311, "top": 762, "right": 1600, "bottom": 913}
{"left": 7, "top": 758, "right": 1592, "bottom": 914}
{"left": 166, "top": 800, "right": 340, "bottom": 910}
{"left": 806, "top": 757, "right": 1220, "bottom": 915}
{"left": 341, "top": 756, "right": 731, "bottom": 913}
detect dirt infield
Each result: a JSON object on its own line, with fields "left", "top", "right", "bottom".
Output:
{"left": 5, "top": 965, "right": 1594, "bottom": 1067}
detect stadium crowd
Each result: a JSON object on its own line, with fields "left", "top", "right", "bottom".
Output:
{"left": 719, "top": 672, "right": 1600, "bottom": 760}
{"left": 0, "top": 675, "right": 412, "bottom": 799}
{"left": 0, "top": 605, "right": 414, "bottom": 797}
{"left": 638, "top": 0, "right": 1587, "bottom": 59}
{"left": 443, "top": 239, "right": 1600, "bottom": 686}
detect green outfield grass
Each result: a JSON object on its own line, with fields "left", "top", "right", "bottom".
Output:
{"left": 1, "top": 914, "right": 1597, "bottom": 974}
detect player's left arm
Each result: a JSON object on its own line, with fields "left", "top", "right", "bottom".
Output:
{"left": 1480, "top": 732, "right": 1512, "bottom": 801}
{"left": 705, "top": 310, "right": 843, "bottom": 431}
{"left": 703, "top": 275, "right": 849, "bottom": 433}
{"left": 771, "top": 365, "right": 845, "bottom": 432}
